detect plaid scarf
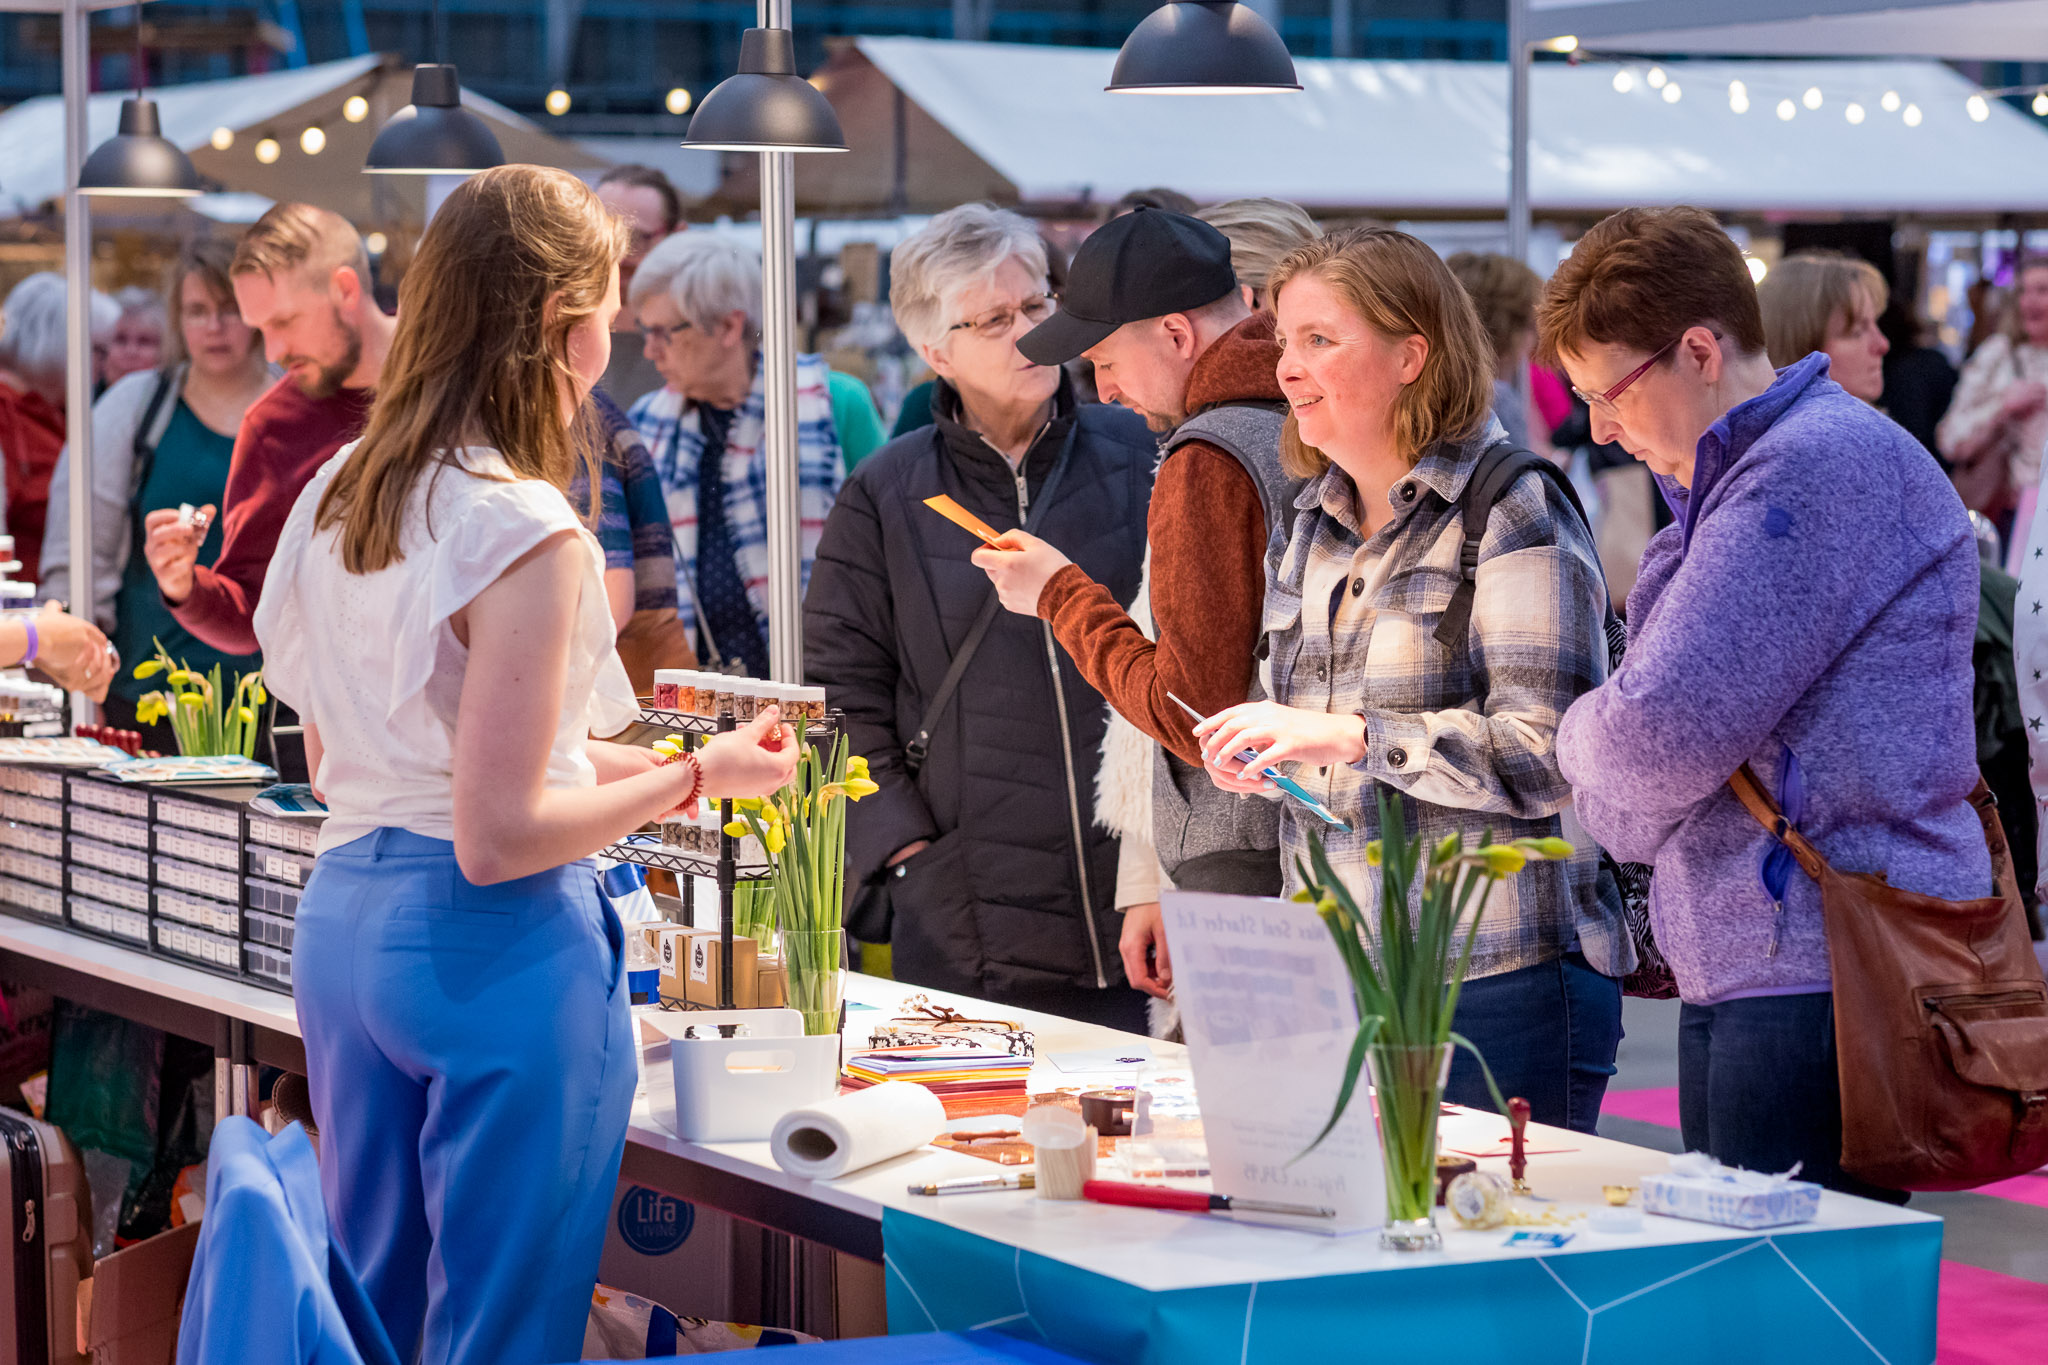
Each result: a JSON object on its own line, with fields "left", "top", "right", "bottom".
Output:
{"left": 627, "top": 352, "right": 844, "bottom": 644}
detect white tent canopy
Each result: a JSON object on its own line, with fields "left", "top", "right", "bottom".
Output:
{"left": 0, "top": 54, "right": 606, "bottom": 220}
{"left": 821, "top": 37, "right": 2048, "bottom": 216}
{"left": 1528, "top": 0, "right": 2048, "bottom": 61}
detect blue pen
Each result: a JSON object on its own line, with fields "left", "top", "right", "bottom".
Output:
{"left": 1167, "top": 692, "right": 1352, "bottom": 832}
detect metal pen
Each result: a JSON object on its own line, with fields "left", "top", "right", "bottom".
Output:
{"left": 909, "top": 1174, "right": 1036, "bottom": 1196}
{"left": 1167, "top": 692, "right": 1353, "bottom": 831}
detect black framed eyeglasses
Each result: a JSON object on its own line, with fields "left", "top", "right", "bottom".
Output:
{"left": 643, "top": 320, "right": 694, "bottom": 348}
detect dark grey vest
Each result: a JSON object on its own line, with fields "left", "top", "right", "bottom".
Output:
{"left": 1150, "top": 403, "right": 1300, "bottom": 892}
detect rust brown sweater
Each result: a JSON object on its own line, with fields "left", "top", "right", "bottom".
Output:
{"left": 1038, "top": 313, "right": 1283, "bottom": 767}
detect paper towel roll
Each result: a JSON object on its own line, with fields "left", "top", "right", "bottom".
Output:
{"left": 770, "top": 1082, "right": 947, "bottom": 1179}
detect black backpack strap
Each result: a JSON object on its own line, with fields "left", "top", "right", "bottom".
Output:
{"left": 904, "top": 423, "right": 1078, "bottom": 777}
{"left": 1433, "top": 440, "right": 1610, "bottom": 654}
{"left": 128, "top": 364, "right": 185, "bottom": 504}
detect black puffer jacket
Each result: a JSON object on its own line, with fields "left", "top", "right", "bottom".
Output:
{"left": 804, "top": 380, "right": 1154, "bottom": 1026}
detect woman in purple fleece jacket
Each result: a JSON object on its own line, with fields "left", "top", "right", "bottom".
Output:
{"left": 1541, "top": 208, "right": 1989, "bottom": 1198}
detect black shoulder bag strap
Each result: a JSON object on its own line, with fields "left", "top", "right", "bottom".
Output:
{"left": 1433, "top": 440, "right": 1610, "bottom": 654}
{"left": 904, "top": 422, "right": 1078, "bottom": 776}
{"left": 128, "top": 364, "right": 186, "bottom": 503}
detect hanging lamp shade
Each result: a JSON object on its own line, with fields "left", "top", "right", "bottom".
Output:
{"left": 680, "top": 28, "right": 847, "bottom": 153}
{"left": 78, "top": 97, "right": 201, "bottom": 197}
{"left": 364, "top": 64, "right": 504, "bottom": 174}
{"left": 1107, "top": 2, "right": 1302, "bottom": 94}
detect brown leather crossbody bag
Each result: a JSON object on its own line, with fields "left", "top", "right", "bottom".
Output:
{"left": 1729, "top": 765, "right": 2048, "bottom": 1190}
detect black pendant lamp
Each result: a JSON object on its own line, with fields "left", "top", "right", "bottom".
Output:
{"left": 364, "top": 0, "right": 504, "bottom": 174}
{"left": 78, "top": 6, "right": 202, "bottom": 197}
{"left": 1107, "top": 1, "right": 1302, "bottom": 95}
{"left": 680, "top": 28, "right": 847, "bottom": 153}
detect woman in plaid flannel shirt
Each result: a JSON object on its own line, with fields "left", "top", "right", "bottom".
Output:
{"left": 1193, "top": 229, "right": 1626, "bottom": 1134}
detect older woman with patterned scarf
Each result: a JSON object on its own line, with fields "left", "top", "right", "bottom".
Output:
{"left": 626, "top": 233, "right": 844, "bottom": 677}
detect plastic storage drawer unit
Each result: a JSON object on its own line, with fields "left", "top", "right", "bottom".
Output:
{"left": 68, "top": 808, "right": 151, "bottom": 851}
{"left": 245, "top": 813, "right": 319, "bottom": 854}
{"left": 1, "top": 849, "right": 66, "bottom": 888}
{"left": 244, "top": 878, "right": 302, "bottom": 918}
{"left": 243, "top": 907, "right": 295, "bottom": 952}
{"left": 69, "top": 836, "right": 150, "bottom": 882}
{"left": 0, "top": 875, "right": 62, "bottom": 921}
{"left": 154, "top": 826, "right": 241, "bottom": 872}
{"left": 2, "top": 792, "right": 64, "bottom": 829}
{"left": 0, "top": 821, "right": 63, "bottom": 859}
{"left": 152, "top": 794, "right": 242, "bottom": 840}
{"left": 154, "top": 887, "right": 240, "bottom": 937}
{"left": 69, "top": 895, "right": 150, "bottom": 945}
{"left": 0, "top": 766, "right": 64, "bottom": 799}
{"left": 153, "top": 855, "right": 242, "bottom": 906}
{"left": 68, "top": 867, "right": 151, "bottom": 913}
{"left": 153, "top": 919, "right": 239, "bottom": 970}
{"left": 248, "top": 845, "right": 316, "bottom": 887}
{"left": 245, "top": 942, "right": 292, "bottom": 988}
{"left": 66, "top": 775, "right": 149, "bottom": 818}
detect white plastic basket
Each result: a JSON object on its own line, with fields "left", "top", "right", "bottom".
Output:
{"left": 648, "top": 1008, "right": 840, "bottom": 1143}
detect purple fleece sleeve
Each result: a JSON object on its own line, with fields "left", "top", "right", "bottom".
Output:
{"left": 1557, "top": 432, "right": 1932, "bottom": 863}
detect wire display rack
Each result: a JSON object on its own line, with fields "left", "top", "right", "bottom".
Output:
{"left": 601, "top": 707, "right": 842, "bottom": 1009}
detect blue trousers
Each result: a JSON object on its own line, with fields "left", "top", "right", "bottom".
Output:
{"left": 1443, "top": 951, "right": 1623, "bottom": 1134}
{"left": 1678, "top": 991, "right": 1904, "bottom": 1202}
{"left": 295, "top": 829, "right": 638, "bottom": 1365}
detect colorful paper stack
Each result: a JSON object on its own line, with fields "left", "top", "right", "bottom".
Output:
{"left": 842, "top": 1046, "right": 1032, "bottom": 1102}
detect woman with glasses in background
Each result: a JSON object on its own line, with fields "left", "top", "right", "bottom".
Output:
{"left": 625, "top": 232, "right": 845, "bottom": 678}
{"left": 805, "top": 203, "right": 1155, "bottom": 1029}
{"left": 46, "top": 239, "right": 276, "bottom": 748}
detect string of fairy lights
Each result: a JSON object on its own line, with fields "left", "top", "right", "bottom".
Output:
{"left": 198, "top": 82, "right": 699, "bottom": 170}
{"left": 1544, "top": 36, "right": 2046, "bottom": 129}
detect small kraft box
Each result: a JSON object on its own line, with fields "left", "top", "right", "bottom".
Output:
{"left": 678, "top": 931, "right": 760, "bottom": 1009}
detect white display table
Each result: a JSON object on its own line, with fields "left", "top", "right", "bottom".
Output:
{"left": 0, "top": 924, "right": 1941, "bottom": 1365}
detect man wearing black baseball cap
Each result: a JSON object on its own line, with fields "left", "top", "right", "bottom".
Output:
{"left": 973, "top": 207, "right": 1299, "bottom": 1013}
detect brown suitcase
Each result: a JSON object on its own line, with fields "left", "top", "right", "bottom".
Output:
{"left": 0, "top": 1110, "right": 90, "bottom": 1365}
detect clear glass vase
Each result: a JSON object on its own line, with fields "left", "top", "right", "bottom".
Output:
{"left": 1367, "top": 1042, "right": 1454, "bottom": 1252}
{"left": 782, "top": 929, "right": 845, "bottom": 1037}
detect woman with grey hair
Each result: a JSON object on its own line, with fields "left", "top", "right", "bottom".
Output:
{"left": 0, "top": 271, "right": 112, "bottom": 582}
{"left": 804, "top": 203, "right": 1157, "bottom": 1029}
{"left": 625, "top": 232, "right": 846, "bottom": 677}
{"left": 103, "top": 285, "right": 167, "bottom": 389}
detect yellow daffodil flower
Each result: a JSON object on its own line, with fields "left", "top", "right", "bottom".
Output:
{"left": 238, "top": 706, "right": 256, "bottom": 725}
{"left": 133, "top": 659, "right": 165, "bottom": 679}
{"left": 179, "top": 692, "right": 205, "bottom": 710}
{"left": 723, "top": 820, "right": 748, "bottom": 838}
{"left": 1365, "top": 841, "right": 1383, "bottom": 867}
{"left": 763, "top": 824, "right": 786, "bottom": 855}
{"left": 1474, "top": 845, "right": 1527, "bottom": 876}
{"left": 251, "top": 680, "right": 268, "bottom": 706}
{"left": 843, "top": 778, "right": 878, "bottom": 800}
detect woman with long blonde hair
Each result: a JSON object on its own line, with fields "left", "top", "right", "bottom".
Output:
{"left": 254, "top": 165, "right": 797, "bottom": 1365}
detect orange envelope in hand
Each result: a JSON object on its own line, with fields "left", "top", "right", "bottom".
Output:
{"left": 924, "top": 495, "right": 1006, "bottom": 548}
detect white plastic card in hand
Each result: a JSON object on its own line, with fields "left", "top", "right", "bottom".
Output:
{"left": 1160, "top": 891, "right": 1385, "bottom": 1235}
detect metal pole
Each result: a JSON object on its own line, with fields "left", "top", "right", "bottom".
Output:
{"left": 1505, "top": 0, "right": 1532, "bottom": 413}
{"left": 62, "top": 0, "right": 95, "bottom": 723}
{"left": 1330, "top": 0, "right": 1351, "bottom": 60}
{"left": 1506, "top": 0, "right": 1531, "bottom": 266}
{"left": 758, "top": 0, "right": 803, "bottom": 683}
